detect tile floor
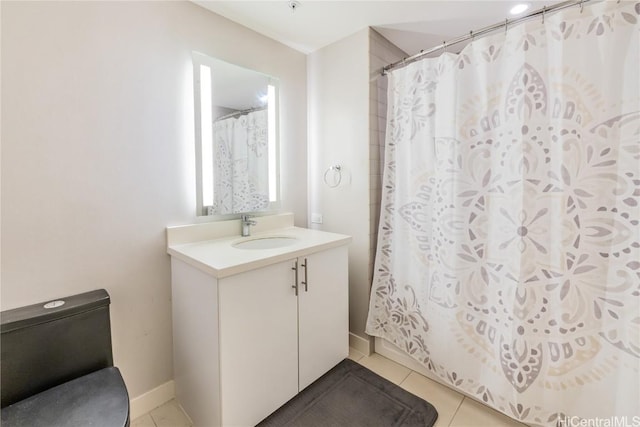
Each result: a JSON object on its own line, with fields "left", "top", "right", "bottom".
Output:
{"left": 132, "top": 349, "right": 528, "bottom": 427}
{"left": 131, "top": 399, "right": 192, "bottom": 427}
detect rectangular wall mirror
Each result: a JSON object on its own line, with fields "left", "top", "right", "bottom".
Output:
{"left": 193, "top": 52, "right": 280, "bottom": 217}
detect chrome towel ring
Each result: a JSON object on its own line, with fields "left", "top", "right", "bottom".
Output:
{"left": 323, "top": 165, "right": 342, "bottom": 188}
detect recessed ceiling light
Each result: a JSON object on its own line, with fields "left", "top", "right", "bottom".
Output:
{"left": 510, "top": 3, "right": 530, "bottom": 15}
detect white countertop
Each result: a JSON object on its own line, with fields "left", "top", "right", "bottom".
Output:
{"left": 167, "top": 226, "right": 352, "bottom": 278}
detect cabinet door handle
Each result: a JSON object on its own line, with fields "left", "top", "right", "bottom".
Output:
{"left": 291, "top": 260, "right": 299, "bottom": 296}
{"left": 301, "top": 258, "right": 308, "bottom": 292}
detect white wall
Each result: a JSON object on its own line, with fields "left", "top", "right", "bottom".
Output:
{"left": 308, "top": 29, "right": 407, "bottom": 351}
{"left": 307, "top": 29, "right": 371, "bottom": 348}
{"left": 1, "top": 1, "right": 307, "bottom": 399}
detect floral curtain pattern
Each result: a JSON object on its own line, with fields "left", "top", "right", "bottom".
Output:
{"left": 366, "top": 2, "right": 639, "bottom": 425}
{"left": 210, "top": 109, "right": 269, "bottom": 214}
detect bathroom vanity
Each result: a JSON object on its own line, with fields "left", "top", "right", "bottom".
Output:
{"left": 166, "top": 214, "right": 351, "bottom": 427}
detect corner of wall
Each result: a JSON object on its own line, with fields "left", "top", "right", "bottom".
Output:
{"left": 364, "top": 30, "right": 406, "bottom": 351}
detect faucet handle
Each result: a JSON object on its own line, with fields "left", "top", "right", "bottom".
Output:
{"left": 241, "top": 214, "right": 257, "bottom": 226}
{"left": 240, "top": 214, "right": 257, "bottom": 237}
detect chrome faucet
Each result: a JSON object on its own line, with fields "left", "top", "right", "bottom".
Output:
{"left": 240, "top": 214, "right": 257, "bottom": 237}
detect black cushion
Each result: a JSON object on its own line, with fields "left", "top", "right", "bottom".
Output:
{"left": 1, "top": 367, "right": 130, "bottom": 427}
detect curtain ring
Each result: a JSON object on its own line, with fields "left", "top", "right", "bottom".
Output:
{"left": 469, "top": 30, "right": 474, "bottom": 41}
{"left": 323, "top": 165, "right": 342, "bottom": 188}
{"left": 542, "top": 6, "right": 546, "bottom": 23}
{"left": 580, "top": 0, "right": 584, "bottom": 13}
{"left": 505, "top": 18, "right": 509, "bottom": 34}
{"left": 442, "top": 41, "right": 447, "bottom": 53}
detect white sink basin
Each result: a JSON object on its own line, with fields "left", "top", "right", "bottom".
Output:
{"left": 233, "top": 236, "right": 297, "bottom": 250}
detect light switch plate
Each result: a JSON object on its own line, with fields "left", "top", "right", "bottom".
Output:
{"left": 311, "top": 213, "right": 323, "bottom": 224}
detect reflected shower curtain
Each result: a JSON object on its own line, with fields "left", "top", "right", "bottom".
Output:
{"left": 211, "top": 109, "right": 269, "bottom": 214}
{"left": 366, "top": 2, "right": 639, "bottom": 424}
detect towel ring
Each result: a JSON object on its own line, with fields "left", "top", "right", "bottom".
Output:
{"left": 323, "top": 165, "right": 342, "bottom": 188}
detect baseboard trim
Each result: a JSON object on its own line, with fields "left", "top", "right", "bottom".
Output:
{"left": 349, "top": 332, "right": 372, "bottom": 356}
{"left": 130, "top": 380, "right": 175, "bottom": 421}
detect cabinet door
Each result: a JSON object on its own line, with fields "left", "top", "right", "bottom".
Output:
{"left": 298, "top": 246, "right": 349, "bottom": 390}
{"left": 219, "top": 260, "right": 299, "bottom": 426}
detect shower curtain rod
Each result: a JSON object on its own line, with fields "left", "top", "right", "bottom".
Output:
{"left": 214, "top": 106, "right": 265, "bottom": 122}
{"left": 381, "top": 0, "right": 596, "bottom": 75}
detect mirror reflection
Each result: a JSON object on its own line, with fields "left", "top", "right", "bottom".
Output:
{"left": 193, "top": 52, "right": 279, "bottom": 216}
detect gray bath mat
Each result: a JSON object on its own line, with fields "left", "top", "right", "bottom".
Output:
{"left": 257, "top": 358, "right": 438, "bottom": 427}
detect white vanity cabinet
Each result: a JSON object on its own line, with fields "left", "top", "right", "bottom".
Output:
{"left": 218, "top": 246, "right": 348, "bottom": 426}
{"left": 217, "top": 259, "right": 298, "bottom": 427}
{"left": 296, "top": 248, "right": 349, "bottom": 390}
{"left": 169, "top": 236, "right": 349, "bottom": 427}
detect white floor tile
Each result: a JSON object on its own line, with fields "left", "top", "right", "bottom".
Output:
{"left": 131, "top": 413, "right": 156, "bottom": 427}
{"left": 399, "top": 372, "right": 464, "bottom": 427}
{"left": 356, "top": 353, "right": 411, "bottom": 384}
{"left": 450, "top": 397, "right": 528, "bottom": 427}
{"left": 149, "top": 400, "right": 192, "bottom": 427}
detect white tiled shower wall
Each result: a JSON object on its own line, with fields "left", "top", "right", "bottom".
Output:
{"left": 368, "top": 30, "right": 408, "bottom": 284}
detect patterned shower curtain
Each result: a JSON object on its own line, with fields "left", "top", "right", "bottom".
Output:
{"left": 210, "top": 109, "right": 269, "bottom": 214}
{"left": 366, "top": 2, "right": 639, "bottom": 425}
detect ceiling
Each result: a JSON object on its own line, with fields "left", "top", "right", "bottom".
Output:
{"left": 193, "top": 0, "right": 557, "bottom": 56}
{"left": 201, "top": 54, "right": 272, "bottom": 112}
